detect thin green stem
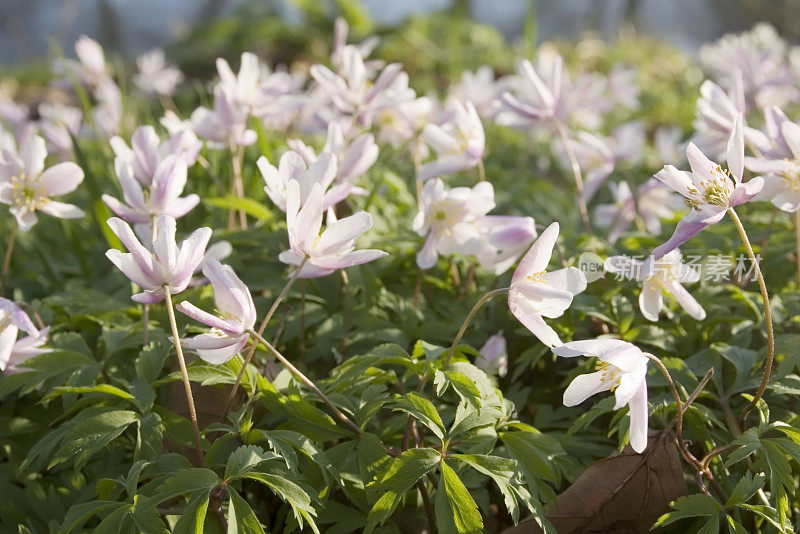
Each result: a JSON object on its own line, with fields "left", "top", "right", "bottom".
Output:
{"left": 221, "top": 258, "right": 307, "bottom": 419}
{"left": 0, "top": 221, "right": 17, "bottom": 295}
{"left": 246, "top": 328, "right": 362, "bottom": 436}
{"left": 444, "top": 287, "right": 509, "bottom": 368}
{"left": 163, "top": 286, "right": 206, "bottom": 467}
{"left": 550, "top": 118, "right": 592, "bottom": 234}
{"left": 729, "top": 208, "right": 774, "bottom": 426}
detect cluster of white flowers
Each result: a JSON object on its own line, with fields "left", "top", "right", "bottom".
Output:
{"left": 1, "top": 20, "right": 795, "bottom": 456}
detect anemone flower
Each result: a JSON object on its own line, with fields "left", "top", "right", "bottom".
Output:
{"left": 508, "top": 222, "right": 587, "bottom": 347}
{"left": 105, "top": 215, "right": 211, "bottom": 303}
{"left": 417, "top": 100, "right": 485, "bottom": 181}
{"left": 177, "top": 259, "right": 255, "bottom": 364}
{"left": 0, "top": 135, "right": 84, "bottom": 231}
{"left": 652, "top": 114, "right": 763, "bottom": 259}
{"left": 553, "top": 339, "right": 650, "bottom": 453}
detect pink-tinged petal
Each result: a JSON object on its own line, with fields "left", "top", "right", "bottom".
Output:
{"left": 38, "top": 201, "right": 84, "bottom": 219}
{"left": 201, "top": 258, "right": 251, "bottom": 323}
{"left": 518, "top": 59, "right": 554, "bottom": 111}
{"left": 685, "top": 142, "right": 717, "bottom": 178}
{"left": 654, "top": 165, "right": 695, "bottom": 199}
{"left": 163, "top": 195, "right": 200, "bottom": 219}
{"left": 638, "top": 281, "right": 663, "bottom": 322}
{"left": 563, "top": 371, "right": 610, "bottom": 407}
{"left": 339, "top": 133, "right": 378, "bottom": 182}
{"left": 173, "top": 226, "right": 212, "bottom": 289}
{"left": 729, "top": 176, "right": 764, "bottom": 207}
{"left": 366, "top": 62, "right": 403, "bottom": 102}
{"left": 311, "top": 249, "right": 388, "bottom": 270}
{"left": 153, "top": 215, "right": 179, "bottom": 275}
{"left": 105, "top": 249, "right": 158, "bottom": 289}
{"left": 308, "top": 152, "right": 338, "bottom": 193}
{"left": 552, "top": 339, "right": 632, "bottom": 358}
{"left": 293, "top": 182, "right": 324, "bottom": 254}
{"left": 314, "top": 211, "right": 372, "bottom": 256}
{"left": 416, "top": 233, "right": 439, "bottom": 270}
{"left": 176, "top": 300, "right": 243, "bottom": 335}
{"left": 508, "top": 291, "right": 562, "bottom": 347}
{"left": 215, "top": 58, "right": 237, "bottom": 88}
{"left": 416, "top": 155, "right": 473, "bottom": 182}
{"left": 197, "top": 338, "right": 247, "bottom": 365}
{"left": 542, "top": 267, "right": 587, "bottom": 296}
{"left": 323, "top": 183, "right": 355, "bottom": 210}
{"left": 744, "top": 157, "right": 791, "bottom": 175}
{"left": 0, "top": 326, "right": 18, "bottom": 370}
{"left": 102, "top": 194, "right": 149, "bottom": 223}
{"left": 781, "top": 121, "right": 800, "bottom": 160}
{"left": 626, "top": 383, "right": 649, "bottom": 453}
{"left": 131, "top": 126, "right": 160, "bottom": 184}
{"left": 115, "top": 159, "right": 148, "bottom": 212}
{"left": 663, "top": 278, "right": 706, "bottom": 320}
{"left": 726, "top": 114, "right": 744, "bottom": 183}
{"left": 421, "top": 124, "right": 460, "bottom": 155}
{"left": 10, "top": 206, "right": 37, "bottom": 232}
{"left": 39, "top": 162, "right": 84, "bottom": 196}
{"left": 21, "top": 136, "right": 46, "bottom": 178}
{"left": 512, "top": 222, "right": 559, "bottom": 284}
{"left": 132, "top": 288, "right": 166, "bottom": 304}
{"left": 651, "top": 205, "right": 726, "bottom": 259}
{"left": 150, "top": 155, "right": 188, "bottom": 211}
{"left": 106, "top": 217, "right": 155, "bottom": 275}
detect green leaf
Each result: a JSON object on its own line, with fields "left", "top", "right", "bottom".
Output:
{"left": 62, "top": 501, "right": 126, "bottom": 533}
{"left": 155, "top": 469, "right": 220, "bottom": 503}
{"left": 136, "top": 412, "right": 163, "bottom": 461}
{"left": 43, "top": 384, "right": 135, "bottom": 403}
{"left": 233, "top": 472, "right": 319, "bottom": 532}
{"left": 391, "top": 393, "right": 445, "bottom": 440}
{"left": 172, "top": 492, "right": 210, "bottom": 534}
{"left": 440, "top": 371, "right": 482, "bottom": 411}
{"left": 652, "top": 494, "right": 722, "bottom": 528}
{"left": 204, "top": 196, "right": 274, "bottom": 221}
{"left": 500, "top": 431, "right": 557, "bottom": 483}
{"left": 227, "top": 488, "right": 266, "bottom": 534}
{"left": 726, "top": 472, "right": 765, "bottom": 506}
{"left": 49, "top": 410, "right": 139, "bottom": 469}
{"left": 223, "top": 445, "right": 279, "bottom": 480}
{"left": 435, "top": 460, "right": 483, "bottom": 534}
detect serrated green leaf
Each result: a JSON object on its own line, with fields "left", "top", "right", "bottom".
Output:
{"left": 435, "top": 460, "right": 482, "bottom": 534}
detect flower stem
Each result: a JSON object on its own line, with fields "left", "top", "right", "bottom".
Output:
{"left": 728, "top": 208, "right": 774, "bottom": 426}
{"left": 341, "top": 270, "right": 350, "bottom": 356}
{"left": 444, "top": 287, "right": 509, "bottom": 368}
{"left": 221, "top": 258, "right": 307, "bottom": 420}
{"left": 0, "top": 222, "right": 17, "bottom": 295}
{"left": 163, "top": 286, "right": 206, "bottom": 467}
{"left": 644, "top": 353, "right": 701, "bottom": 470}
{"left": 228, "top": 145, "right": 247, "bottom": 230}
{"left": 246, "top": 328, "right": 363, "bottom": 436}
{"left": 477, "top": 159, "right": 485, "bottom": 182}
{"left": 550, "top": 118, "right": 592, "bottom": 234}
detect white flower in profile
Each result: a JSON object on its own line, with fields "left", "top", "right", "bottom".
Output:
{"left": 0, "top": 298, "right": 50, "bottom": 375}
{"left": 55, "top": 35, "right": 109, "bottom": 89}
{"left": 288, "top": 122, "right": 378, "bottom": 185}
{"left": 110, "top": 125, "right": 201, "bottom": 187}
{"left": 474, "top": 215, "right": 537, "bottom": 275}
{"left": 413, "top": 179, "right": 495, "bottom": 269}
{"left": 177, "top": 259, "right": 255, "bottom": 364}
{"left": 498, "top": 52, "right": 565, "bottom": 128}
{"left": 134, "top": 48, "right": 184, "bottom": 97}
{"left": 592, "top": 181, "right": 635, "bottom": 244}
{"left": 0, "top": 135, "right": 84, "bottom": 231}
{"left": 449, "top": 66, "right": 510, "bottom": 119}
{"left": 508, "top": 222, "right": 587, "bottom": 348}
{"left": 556, "top": 131, "right": 614, "bottom": 201}
{"left": 605, "top": 250, "right": 705, "bottom": 322}
{"left": 216, "top": 52, "right": 262, "bottom": 110}
{"left": 692, "top": 76, "right": 745, "bottom": 161}
{"left": 635, "top": 179, "right": 685, "bottom": 236}
{"left": 745, "top": 105, "right": 800, "bottom": 212}
{"left": 477, "top": 331, "right": 508, "bottom": 377}
{"left": 92, "top": 79, "right": 123, "bottom": 138}
{"left": 258, "top": 151, "right": 339, "bottom": 212}
{"left": 279, "top": 181, "right": 388, "bottom": 278}
{"left": 417, "top": 100, "right": 485, "bottom": 182}
{"left": 190, "top": 86, "right": 257, "bottom": 149}
{"left": 553, "top": 339, "right": 650, "bottom": 453}
{"left": 38, "top": 102, "right": 81, "bottom": 161}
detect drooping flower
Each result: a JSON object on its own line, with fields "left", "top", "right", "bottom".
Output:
{"left": 111, "top": 125, "right": 201, "bottom": 187}
{"left": 0, "top": 135, "right": 84, "bottom": 231}
{"left": 413, "top": 179, "right": 495, "bottom": 269}
{"left": 553, "top": 339, "right": 650, "bottom": 453}
{"left": 102, "top": 155, "right": 199, "bottom": 225}
{"left": 508, "top": 222, "right": 587, "bottom": 347}
{"left": 177, "top": 259, "right": 255, "bottom": 364}
{"left": 190, "top": 86, "right": 257, "bottom": 149}
{"left": 498, "top": 54, "right": 565, "bottom": 128}
{"left": 417, "top": 100, "right": 485, "bottom": 182}
{"left": 605, "top": 250, "right": 705, "bottom": 321}
{"left": 477, "top": 331, "right": 508, "bottom": 377}
{"left": 279, "top": 181, "right": 388, "bottom": 278}
{"left": 745, "top": 105, "right": 800, "bottom": 212}
{"left": 555, "top": 131, "right": 614, "bottom": 201}
{"left": 134, "top": 48, "right": 184, "bottom": 97}
{"left": 653, "top": 114, "right": 763, "bottom": 259}
{"left": 105, "top": 215, "right": 211, "bottom": 303}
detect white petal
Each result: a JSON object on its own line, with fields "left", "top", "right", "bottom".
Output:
{"left": 562, "top": 371, "right": 610, "bottom": 406}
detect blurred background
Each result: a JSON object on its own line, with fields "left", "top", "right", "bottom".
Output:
{"left": 2, "top": 0, "right": 800, "bottom": 65}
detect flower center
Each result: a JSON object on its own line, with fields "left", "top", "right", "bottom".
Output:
{"left": 596, "top": 361, "right": 622, "bottom": 391}
{"left": 10, "top": 173, "right": 49, "bottom": 212}
{"left": 686, "top": 165, "right": 733, "bottom": 208}
{"left": 525, "top": 270, "right": 547, "bottom": 283}
{"left": 779, "top": 161, "right": 800, "bottom": 192}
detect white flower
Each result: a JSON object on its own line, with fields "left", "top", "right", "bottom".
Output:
{"left": 417, "top": 100, "right": 485, "bottom": 182}
{"left": 553, "top": 339, "right": 651, "bottom": 453}
{"left": 605, "top": 250, "right": 705, "bottom": 322}
{"left": 508, "top": 222, "right": 587, "bottom": 347}
{"left": 477, "top": 331, "right": 508, "bottom": 377}
{"left": 134, "top": 48, "right": 184, "bottom": 96}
